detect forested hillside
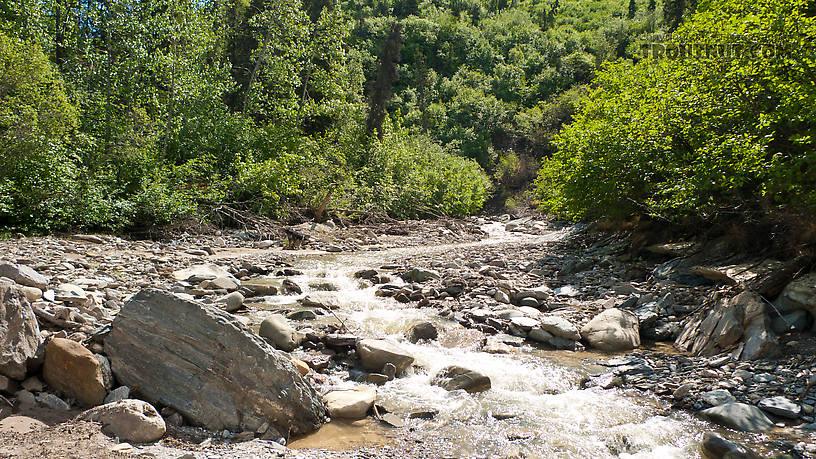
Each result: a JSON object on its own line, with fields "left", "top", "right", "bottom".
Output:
{"left": 536, "top": 0, "right": 816, "bottom": 228}
{"left": 0, "top": 0, "right": 673, "bottom": 232}
{"left": 4, "top": 0, "right": 806, "bottom": 234}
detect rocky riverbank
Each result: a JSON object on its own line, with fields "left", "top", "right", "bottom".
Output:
{"left": 0, "top": 216, "right": 815, "bottom": 458}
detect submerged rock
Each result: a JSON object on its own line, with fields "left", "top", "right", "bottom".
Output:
{"left": 407, "top": 321, "right": 438, "bottom": 343}
{"left": 431, "top": 366, "right": 491, "bottom": 393}
{"left": 104, "top": 289, "right": 325, "bottom": 435}
{"left": 356, "top": 339, "right": 414, "bottom": 374}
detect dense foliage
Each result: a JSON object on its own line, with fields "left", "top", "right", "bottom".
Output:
{"left": 0, "top": 0, "right": 697, "bottom": 232}
{"left": 536, "top": 0, "right": 816, "bottom": 223}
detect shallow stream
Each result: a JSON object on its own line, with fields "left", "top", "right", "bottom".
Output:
{"left": 243, "top": 223, "right": 766, "bottom": 457}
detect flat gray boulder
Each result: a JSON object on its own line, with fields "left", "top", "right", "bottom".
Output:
{"left": 105, "top": 289, "right": 325, "bottom": 435}
{"left": 581, "top": 308, "right": 640, "bottom": 351}
{"left": 0, "top": 280, "right": 41, "bottom": 380}
{"left": 699, "top": 402, "right": 773, "bottom": 432}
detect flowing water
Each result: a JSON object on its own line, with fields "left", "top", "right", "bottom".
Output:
{"left": 244, "top": 224, "right": 755, "bottom": 457}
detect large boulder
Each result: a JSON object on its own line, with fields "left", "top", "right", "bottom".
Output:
{"left": 356, "top": 339, "right": 414, "bottom": 374}
{"left": 699, "top": 402, "right": 773, "bottom": 432}
{"left": 675, "top": 292, "right": 777, "bottom": 360}
{"left": 324, "top": 386, "right": 376, "bottom": 419}
{"left": 77, "top": 399, "right": 166, "bottom": 443}
{"left": 431, "top": 366, "right": 491, "bottom": 393}
{"left": 0, "top": 281, "right": 41, "bottom": 380}
{"left": 104, "top": 289, "right": 326, "bottom": 435}
{"left": 43, "top": 338, "right": 107, "bottom": 406}
{"left": 0, "top": 263, "right": 49, "bottom": 290}
{"left": 581, "top": 308, "right": 640, "bottom": 351}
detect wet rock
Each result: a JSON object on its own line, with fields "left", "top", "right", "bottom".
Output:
{"left": 281, "top": 279, "right": 303, "bottom": 294}
{"left": 0, "top": 263, "right": 49, "bottom": 290}
{"left": 77, "top": 399, "right": 166, "bottom": 443}
{"left": 287, "top": 309, "right": 317, "bottom": 321}
{"left": 407, "top": 322, "right": 438, "bottom": 343}
{"left": 356, "top": 339, "right": 414, "bottom": 374}
{"left": 643, "top": 320, "right": 680, "bottom": 341}
{"left": 104, "top": 289, "right": 325, "bottom": 435}
{"left": 699, "top": 402, "right": 773, "bottom": 432}
{"left": 43, "top": 338, "right": 107, "bottom": 406}
{"left": 259, "top": 314, "right": 303, "bottom": 352}
{"left": 324, "top": 386, "right": 376, "bottom": 419}
{"left": 242, "top": 278, "right": 279, "bottom": 296}
{"left": 431, "top": 366, "right": 491, "bottom": 393}
{"left": 408, "top": 410, "right": 437, "bottom": 420}
{"left": 354, "top": 269, "right": 378, "bottom": 280}
{"left": 301, "top": 292, "right": 340, "bottom": 310}
{"left": 757, "top": 396, "right": 801, "bottom": 419}
{"left": 538, "top": 316, "right": 581, "bottom": 341}
{"left": 699, "top": 432, "right": 760, "bottom": 459}
{"left": 581, "top": 308, "right": 640, "bottom": 351}
{"left": 0, "top": 280, "right": 41, "bottom": 380}
{"left": 324, "top": 333, "right": 358, "bottom": 348}
{"left": 219, "top": 291, "right": 244, "bottom": 312}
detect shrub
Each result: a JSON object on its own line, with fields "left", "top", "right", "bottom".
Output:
{"left": 535, "top": 0, "right": 816, "bottom": 222}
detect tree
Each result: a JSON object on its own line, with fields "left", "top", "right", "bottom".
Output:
{"left": 366, "top": 21, "right": 402, "bottom": 140}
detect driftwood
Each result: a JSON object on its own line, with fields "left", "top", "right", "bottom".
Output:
{"left": 210, "top": 205, "right": 281, "bottom": 240}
